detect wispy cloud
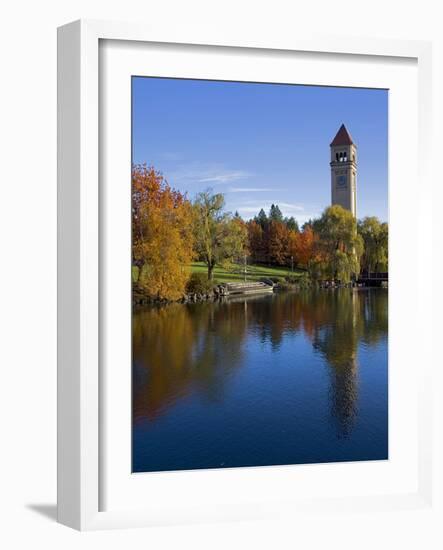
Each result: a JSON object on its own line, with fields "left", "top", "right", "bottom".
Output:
{"left": 228, "top": 187, "right": 274, "bottom": 193}
{"left": 198, "top": 170, "right": 252, "bottom": 183}
{"left": 167, "top": 162, "right": 252, "bottom": 187}
{"left": 278, "top": 202, "right": 305, "bottom": 212}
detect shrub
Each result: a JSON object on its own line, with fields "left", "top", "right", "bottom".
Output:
{"left": 298, "top": 272, "right": 312, "bottom": 289}
{"left": 277, "top": 280, "right": 293, "bottom": 291}
{"left": 285, "top": 274, "right": 299, "bottom": 285}
{"left": 186, "top": 272, "right": 215, "bottom": 295}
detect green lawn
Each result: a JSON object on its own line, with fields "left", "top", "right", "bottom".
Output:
{"left": 190, "top": 261, "right": 303, "bottom": 283}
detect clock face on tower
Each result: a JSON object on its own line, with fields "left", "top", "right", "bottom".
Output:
{"left": 337, "top": 174, "right": 347, "bottom": 187}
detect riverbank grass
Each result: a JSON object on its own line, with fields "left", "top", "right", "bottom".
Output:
{"left": 133, "top": 262, "right": 305, "bottom": 288}
{"left": 189, "top": 261, "right": 304, "bottom": 283}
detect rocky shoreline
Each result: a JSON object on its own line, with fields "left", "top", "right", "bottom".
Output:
{"left": 134, "top": 279, "right": 289, "bottom": 307}
{"left": 133, "top": 284, "right": 227, "bottom": 307}
{"left": 133, "top": 277, "right": 386, "bottom": 307}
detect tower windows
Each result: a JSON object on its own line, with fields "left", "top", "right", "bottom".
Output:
{"left": 330, "top": 124, "right": 356, "bottom": 217}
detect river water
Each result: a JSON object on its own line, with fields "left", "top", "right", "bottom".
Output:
{"left": 133, "top": 288, "right": 388, "bottom": 472}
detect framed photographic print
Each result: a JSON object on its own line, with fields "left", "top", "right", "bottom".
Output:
{"left": 130, "top": 80, "right": 388, "bottom": 473}
{"left": 58, "top": 20, "right": 436, "bottom": 531}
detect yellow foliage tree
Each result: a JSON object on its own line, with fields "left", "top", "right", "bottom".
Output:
{"left": 193, "top": 190, "right": 248, "bottom": 280}
{"left": 132, "top": 164, "right": 195, "bottom": 300}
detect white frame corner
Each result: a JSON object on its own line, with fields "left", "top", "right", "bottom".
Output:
{"left": 57, "top": 19, "right": 434, "bottom": 531}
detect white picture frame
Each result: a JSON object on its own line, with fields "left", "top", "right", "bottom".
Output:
{"left": 57, "top": 19, "right": 435, "bottom": 531}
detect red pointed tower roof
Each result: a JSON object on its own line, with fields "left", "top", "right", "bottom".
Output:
{"left": 330, "top": 124, "right": 354, "bottom": 146}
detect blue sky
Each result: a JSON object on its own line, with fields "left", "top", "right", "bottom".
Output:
{"left": 132, "top": 77, "right": 388, "bottom": 224}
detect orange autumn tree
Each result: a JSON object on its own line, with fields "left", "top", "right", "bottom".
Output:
{"left": 247, "top": 220, "right": 266, "bottom": 263}
{"left": 268, "top": 220, "right": 289, "bottom": 265}
{"left": 290, "top": 225, "right": 316, "bottom": 268}
{"left": 286, "top": 230, "right": 298, "bottom": 267}
{"left": 132, "top": 164, "right": 195, "bottom": 300}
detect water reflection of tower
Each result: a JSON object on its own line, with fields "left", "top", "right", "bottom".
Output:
{"left": 329, "top": 354, "right": 358, "bottom": 439}
{"left": 312, "top": 289, "right": 361, "bottom": 438}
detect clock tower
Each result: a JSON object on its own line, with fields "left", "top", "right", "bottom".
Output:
{"left": 330, "top": 124, "right": 357, "bottom": 217}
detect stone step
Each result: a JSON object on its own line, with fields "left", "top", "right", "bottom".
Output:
{"left": 222, "top": 281, "right": 273, "bottom": 296}
{"left": 227, "top": 287, "right": 273, "bottom": 296}
{"left": 225, "top": 281, "right": 270, "bottom": 290}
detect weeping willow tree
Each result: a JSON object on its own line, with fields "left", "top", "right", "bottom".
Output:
{"left": 357, "top": 216, "right": 388, "bottom": 273}
{"left": 312, "top": 205, "right": 363, "bottom": 283}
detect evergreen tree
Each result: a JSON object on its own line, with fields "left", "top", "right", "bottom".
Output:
{"left": 269, "top": 204, "right": 283, "bottom": 223}
{"left": 284, "top": 216, "right": 299, "bottom": 232}
{"left": 254, "top": 208, "right": 268, "bottom": 230}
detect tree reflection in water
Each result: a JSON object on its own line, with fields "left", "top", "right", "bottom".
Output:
{"left": 133, "top": 289, "right": 388, "bottom": 439}
{"left": 132, "top": 301, "right": 247, "bottom": 421}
